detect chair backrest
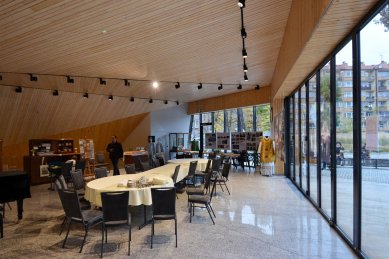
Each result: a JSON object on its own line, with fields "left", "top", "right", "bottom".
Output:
{"left": 205, "top": 159, "right": 212, "bottom": 173}
{"left": 134, "top": 157, "right": 143, "bottom": 172}
{"left": 152, "top": 158, "right": 160, "bottom": 167}
{"left": 124, "top": 164, "right": 136, "bottom": 174}
{"left": 151, "top": 187, "right": 176, "bottom": 216}
{"left": 70, "top": 169, "right": 85, "bottom": 191}
{"left": 140, "top": 161, "right": 151, "bottom": 171}
{"left": 172, "top": 165, "right": 180, "bottom": 184}
{"left": 188, "top": 161, "right": 198, "bottom": 177}
{"left": 211, "top": 158, "right": 222, "bottom": 172}
{"left": 101, "top": 191, "right": 129, "bottom": 223}
{"left": 158, "top": 157, "right": 165, "bottom": 166}
{"left": 58, "top": 175, "right": 68, "bottom": 190}
{"left": 209, "top": 175, "right": 218, "bottom": 202}
{"left": 221, "top": 162, "right": 231, "bottom": 179}
{"left": 61, "top": 189, "right": 84, "bottom": 221}
{"left": 94, "top": 167, "right": 108, "bottom": 179}
{"left": 208, "top": 152, "right": 216, "bottom": 159}
{"left": 96, "top": 153, "right": 106, "bottom": 163}
{"left": 75, "top": 159, "right": 86, "bottom": 173}
{"left": 203, "top": 169, "right": 214, "bottom": 191}
{"left": 61, "top": 162, "right": 73, "bottom": 178}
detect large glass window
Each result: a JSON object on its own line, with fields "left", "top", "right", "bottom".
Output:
{"left": 255, "top": 104, "right": 271, "bottom": 132}
{"left": 225, "top": 109, "right": 238, "bottom": 132}
{"left": 294, "top": 91, "right": 301, "bottom": 186}
{"left": 289, "top": 97, "right": 295, "bottom": 180}
{"left": 335, "top": 40, "right": 353, "bottom": 239}
{"left": 320, "top": 62, "right": 331, "bottom": 216}
{"left": 361, "top": 5, "right": 389, "bottom": 257}
{"left": 240, "top": 107, "right": 254, "bottom": 132}
{"left": 301, "top": 85, "right": 308, "bottom": 191}
{"left": 214, "top": 110, "right": 224, "bottom": 132}
{"left": 308, "top": 75, "right": 318, "bottom": 203}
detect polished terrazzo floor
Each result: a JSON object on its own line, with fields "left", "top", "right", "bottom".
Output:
{"left": 0, "top": 170, "right": 356, "bottom": 258}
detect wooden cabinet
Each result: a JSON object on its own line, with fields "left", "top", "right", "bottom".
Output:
{"left": 29, "top": 139, "right": 74, "bottom": 156}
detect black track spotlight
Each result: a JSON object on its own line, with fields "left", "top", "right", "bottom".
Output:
{"left": 164, "top": 100, "right": 168, "bottom": 104}
{"left": 66, "top": 75, "right": 74, "bottom": 84}
{"left": 52, "top": 90, "right": 59, "bottom": 96}
{"left": 99, "top": 78, "right": 106, "bottom": 85}
{"left": 149, "top": 99, "right": 153, "bottom": 103}
{"left": 255, "top": 85, "right": 260, "bottom": 90}
{"left": 130, "top": 97, "right": 135, "bottom": 102}
{"left": 242, "top": 48, "right": 247, "bottom": 58}
{"left": 83, "top": 92, "right": 88, "bottom": 99}
{"left": 243, "top": 60, "right": 248, "bottom": 72}
{"left": 15, "top": 86, "right": 22, "bottom": 93}
{"left": 244, "top": 72, "right": 248, "bottom": 82}
{"left": 237, "top": 84, "right": 242, "bottom": 90}
{"left": 241, "top": 27, "right": 247, "bottom": 38}
{"left": 30, "top": 74, "right": 38, "bottom": 82}
{"left": 0, "top": 74, "right": 2, "bottom": 80}
{"left": 198, "top": 83, "right": 202, "bottom": 90}
{"left": 238, "top": 0, "right": 245, "bottom": 8}
{"left": 176, "top": 101, "right": 179, "bottom": 105}
{"left": 108, "top": 95, "right": 113, "bottom": 101}
{"left": 175, "top": 82, "right": 180, "bottom": 89}
{"left": 218, "top": 84, "right": 223, "bottom": 90}
{"left": 124, "top": 79, "right": 130, "bottom": 86}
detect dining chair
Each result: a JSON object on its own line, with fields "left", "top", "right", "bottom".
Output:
{"left": 61, "top": 162, "right": 73, "bottom": 185}
{"left": 100, "top": 191, "right": 131, "bottom": 257}
{"left": 70, "top": 169, "right": 86, "bottom": 197}
{"left": 94, "top": 153, "right": 110, "bottom": 168}
{"left": 150, "top": 187, "right": 177, "bottom": 248}
{"left": 194, "top": 159, "right": 211, "bottom": 183}
{"left": 75, "top": 159, "right": 86, "bottom": 174}
{"left": 184, "top": 161, "right": 198, "bottom": 185}
{"left": 124, "top": 164, "right": 136, "bottom": 174}
{"left": 214, "top": 162, "right": 231, "bottom": 195}
{"left": 186, "top": 168, "right": 213, "bottom": 202}
{"left": 94, "top": 167, "right": 108, "bottom": 179}
{"left": 152, "top": 157, "right": 160, "bottom": 168}
{"left": 172, "top": 165, "right": 180, "bottom": 199}
{"left": 60, "top": 189, "right": 103, "bottom": 253}
{"left": 188, "top": 175, "right": 218, "bottom": 225}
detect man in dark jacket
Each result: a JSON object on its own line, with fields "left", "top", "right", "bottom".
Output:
{"left": 106, "top": 135, "right": 123, "bottom": 176}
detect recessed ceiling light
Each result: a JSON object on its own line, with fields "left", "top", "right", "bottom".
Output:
{"left": 15, "top": 86, "right": 22, "bottom": 93}
{"left": 152, "top": 81, "right": 159, "bottom": 88}
{"left": 101, "top": 29, "right": 107, "bottom": 34}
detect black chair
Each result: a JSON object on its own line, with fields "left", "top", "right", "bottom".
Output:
{"left": 184, "top": 161, "right": 198, "bottom": 185}
{"left": 214, "top": 162, "right": 231, "bottom": 195}
{"left": 100, "top": 191, "right": 131, "bottom": 257}
{"left": 194, "top": 159, "right": 211, "bottom": 183}
{"left": 0, "top": 211, "right": 2, "bottom": 238}
{"left": 211, "top": 158, "right": 222, "bottom": 175}
{"left": 60, "top": 189, "right": 103, "bottom": 252}
{"left": 150, "top": 187, "right": 177, "bottom": 248}
{"left": 94, "top": 153, "right": 110, "bottom": 168}
{"left": 172, "top": 165, "right": 180, "bottom": 199}
{"left": 70, "top": 169, "right": 86, "bottom": 197}
{"left": 94, "top": 167, "right": 108, "bottom": 179}
{"left": 186, "top": 167, "right": 213, "bottom": 200}
{"left": 134, "top": 158, "right": 151, "bottom": 172}
{"left": 75, "top": 159, "right": 86, "bottom": 174}
{"left": 124, "top": 164, "right": 136, "bottom": 174}
{"left": 61, "top": 162, "right": 73, "bottom": 184}
{"left": 188, "top": 175, "right": 218, "bottom": 225}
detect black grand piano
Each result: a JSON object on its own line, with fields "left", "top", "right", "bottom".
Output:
{"left": 0, "top": 171, "right": 31, "bottom": 238}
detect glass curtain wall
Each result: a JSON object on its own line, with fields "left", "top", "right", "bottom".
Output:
{"left": 290, "top": 97, "right": 295, "bottom": 181}
{"left": 256, "top": 104, "right": 271, "bottom": 132}
{"left": 301, "top": 85, "right": 308, "bottom": 191}
{"left": 294, "top": 91, "right": 301, "bottom": 186}
{"left": 360, "top": 4, "right": 389, "bottom": 257}
{"left": 308, "top": 75, "right": 318, "bottom": 203}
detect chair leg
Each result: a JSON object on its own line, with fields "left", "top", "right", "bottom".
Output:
{"left": 218, "top": 181, "right": 224, "bottom": 192}
{"left": 189, "top": 203, "right": 192, "bottom": 223}
{"left": 175, "top": 218, "right": 177, "bottom": 248}
{"left": 151, "top": 219, "right": 154, "bottom": 249}
{"left": 101, "top": 224, "right": 104, "bottom": 258}
{"left": 105, "top": 227, "right": 107, "bottom": 243}
{"left": 62, "top": 219, "right": 72, "bottom": 248}
{"left": 224, "top": 182, "right": 231, "bottom": 195}
{"left": 209, "top": 204, "right": 216, "bottom": 218}
{"left": 128, "top": 226, "right": 131, "bottom": 255}
{"left": 205, "top": 205, "right": 215, "bottom": 225}
{"left": 80, "top": 226, "right": 88, "bottom": 253}
{"left": 59, "top": 216, "right": 67, "bottom": 235}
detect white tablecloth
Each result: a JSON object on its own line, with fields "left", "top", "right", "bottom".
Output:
{"left": 85, "top": 163, "right": 187, "bottom": 206}
{"left": 167, "top": 158, "right": 209, "bottom": 171}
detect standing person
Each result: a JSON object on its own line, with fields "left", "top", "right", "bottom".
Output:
{"left": 155, "top": 138, "right": 164, "bottom": 164}
{"left": 106, "top": 135, "right": 123, "bottom": 176}
{"left": 148, "top": 136, "right": 155, "bottom": 167}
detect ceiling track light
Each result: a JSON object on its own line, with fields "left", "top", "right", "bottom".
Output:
{"left": 66, "top": 75, "right": 74, "bottom": 84}
{"left": 15, "top": 86, "right": 22, "bottom": 93}
{"left": 83, "top": 92, "right": 88, "bottom": 99}
{"left": 241, "top": 27, "right": 247, "bottom": 38}
{"left": 237, "top": 84, "right": 242, "bottom": 90}
{"left": 244, "top": 72, "right": 248, "bottom": 82}
{"left": 176, "top": 101, "right": 179, "bottom": 105}
{"left": 243, "top": 60, "right": 248, "bottom": 72}
{"left": 0, "top": 75, "right": 2, "bottom": 80}
{"left": 164, "top": 100, "right": 168, "bottom": 104}
{"left": 149, "top": 99, "right": 153, "bottom": 103}
{"left": 52, "top": 89, "right": 59, "bottom": 96}
{"left": 30, "top": 74, "right": 38, "bottom": 82}
{"left": 242, "top": 48, "right": 247, "bottom": 58}
{"left": 108, "top": 95, "right": 113, "bottom": 101}
{"left": 130, "top": 97, "right": 135, "bottom": 102}
{"left": 124, "top": 79, "right": 130, "bottom": 86}
{"left": 255, "top": 85, "right": 260, "bottom": 90}
{"left": 218, "top": 84, "right": 223, "bottom": 90}
{"left": 175, "top": 82, "right": 180, "bottom": 89}
{"left": 238, "top": 0, "right": 245, "bottom": 8}
{"left": 198, "top": 83, "right": 202, "bottom": 90}
{"left": 99, "top": 78, "right": 106, "bottom": 85}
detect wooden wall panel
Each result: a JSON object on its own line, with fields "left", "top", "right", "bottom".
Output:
{"left": 187, "top": 86, "right": 271, "bottom": 114}
{"left": 2, "top": 113, "right": 149, "bottom": 170}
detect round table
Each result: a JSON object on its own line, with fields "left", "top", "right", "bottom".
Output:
{"left": 85, "top": 164, "right": 186, "bottom": 206}
{"left": 167, "top": 158, "right": 209, "bottom": 171}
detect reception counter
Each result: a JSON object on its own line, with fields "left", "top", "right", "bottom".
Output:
{"left": 123, "top": 151, "right": 148, "bottom": 164}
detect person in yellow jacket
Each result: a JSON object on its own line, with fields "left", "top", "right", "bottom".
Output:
{"left": 258, "top": 133, "right": 275, "bottom": 176}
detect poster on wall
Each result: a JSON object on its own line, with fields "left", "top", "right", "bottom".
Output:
{"left": 205, "top": 133, "right": 217, "bottom": 149}
{"left": 246, "top": 132, "right": 263, "bottom": 151}
{"left": 273, "top": 110, "right": 285, "bottom": 162}
{"left": 231, "top": 132, "right": 246, "bottom": 150}
{"left": 79, "top": 139, "right": 95, "bottom": 160}
{"left": 216, "top": 133, "right": 230, "bottom": 150}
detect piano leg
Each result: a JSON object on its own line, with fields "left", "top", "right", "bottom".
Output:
{"left": 16, "top": 199, "right": 24, "bottom": 220}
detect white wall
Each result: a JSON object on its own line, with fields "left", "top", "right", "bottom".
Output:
{"left": 150, "top": 104, "right": 191, "bottom": 159}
